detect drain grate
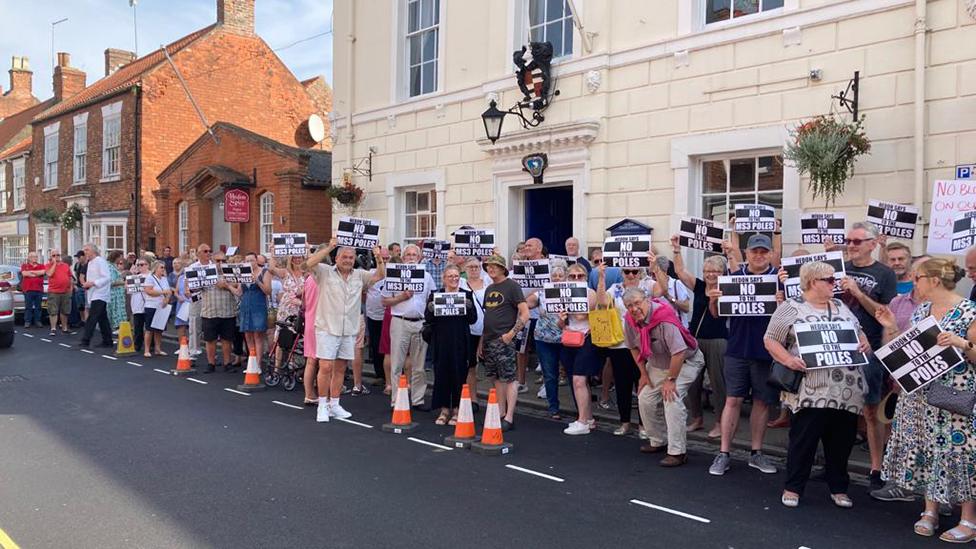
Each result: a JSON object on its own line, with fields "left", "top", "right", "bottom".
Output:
{"left": 0, "top": 375, "right": 27, "bottom": 383}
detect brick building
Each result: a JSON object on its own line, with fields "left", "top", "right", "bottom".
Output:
{"left": 156, "top": 122, "right": 331, "bottom": 255}
{"left": 0, "top": 56, "right": 38, "bottom": 120}
{"left": 25, "top": 0, "right": 330, "bottom": 258}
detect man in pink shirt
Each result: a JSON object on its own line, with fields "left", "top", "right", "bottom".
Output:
{"left": 45, "top": 251, "right": 73, "bottom": 336}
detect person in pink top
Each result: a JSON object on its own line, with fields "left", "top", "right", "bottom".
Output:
{"left": 302, "top": 274, "right": 319, "bottom": 406}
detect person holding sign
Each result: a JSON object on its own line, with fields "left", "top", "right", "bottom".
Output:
{"left": 142, "top": 261, "right": 173, "bottom": 358}
{"left": 238, "top": 253, "right": 273, "bottom": 369}
{"left": 424, "top": 265, "right": 477, "bottom": 425}
{"left": 876, "top": 259, "right": 976, "bottom": 541}
{"left": 555, "top": 264, "right": 600, "bottom": 436}
{"left": 763, "top": 262, "right": 871, "bottom": 509}
{"left": 524, "top": 260, "right": 570, "bottom": 419}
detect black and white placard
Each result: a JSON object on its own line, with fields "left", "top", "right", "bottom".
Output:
{"left": 272, "top": 233, "right": 308, "bottom": 256}
{"left": 384, "top": 263, "right": 427, "bottom": 293}
{"left": 950, "top": 211, "right": 976, "bottom": 253}
{"left": 780, "top": 251, "right": 846, "bottom": 299}
{"left": 543, "top": 282, "right": 590, "bottom": 314}
{"left": 866, "top": 200, "right": 918, "bottom": 240}
{"left": 185, "top": 267, "right": 219, "bottom": 291}
{"left": 336, "top": 217, "right": 380, "bottom": 250}
{"left": 548, "top": 254, "right": 579, "bottom": 266}
{"left": 512, "top": 260, "right": 552, "bottom": 289}
{"left": 800, "top": 213, "right": 846, "bottom": 245}
{"left": 678, "top": 216, "right": 724, "bottom": 253}
{"left": 453, "top": 229, "right": 495, "bottom": 257}
{"left": 433, "top": 292, "right": 467, "bottom": 317}
{"left": 794, "top": 321, "right": 868, "bottom": 370}
{"left": 876, "top": 316, "right": 965, "bottom": 395}
{"left": 717, "top": 274, "right": 779, "bottom": 316}
{"left": 734, "top": 204, "right": 777, "bottom": 233}
{"left": 221, "top": 263, "right": 254, "bottom": 285}
{"left": 603, "top": 235, "right": 652, "bottom": 268}
{"left": 125, "top": 275, "right": 145, "bottom": 295}
{"left": 422, "top": 240, "right": 451, "bottom": 260}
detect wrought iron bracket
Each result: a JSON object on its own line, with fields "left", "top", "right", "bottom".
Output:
{"left": 831, "top": 71, "right": 860, "bottom": 120}
{"left": 351, "top": 149, "right": 372, "bottom": 181}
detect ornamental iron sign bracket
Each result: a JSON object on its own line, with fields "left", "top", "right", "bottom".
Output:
{"left": 831, "top": 71, "right": 860, "bottom": 120}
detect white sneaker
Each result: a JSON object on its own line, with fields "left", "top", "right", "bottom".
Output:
{"left": 535, "top": 365, "right": 542, "bottom": 374}
{"left": 316, "top": 401, "right": 330, "bottom": 423}
{"left": 639, "top": 428, "right": 649, "bottom": 440}
{"left": 537, "top": 386, "right": 547, "bottom": 399}
{"left": 563, "top": 420, "right": 591, "bottom": 436}
{"left": 517, "top": 383, "right": 529, "bottom": 394}
{"left": 329, "top": 403, "right": 352, "bottom": 419}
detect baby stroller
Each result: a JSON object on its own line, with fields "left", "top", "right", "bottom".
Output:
{"left": 265, "top": 313, "right": 305, "bottom": 391}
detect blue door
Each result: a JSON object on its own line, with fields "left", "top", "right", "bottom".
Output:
{"left": 524, "top": 186, "right": 573, "bottom": 255}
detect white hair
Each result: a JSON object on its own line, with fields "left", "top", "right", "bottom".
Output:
{"left": 83, "top": 242, "right": 101, "bottom": 255}
{"left": 850, "top": 221, "right": 879, "bottom": 239}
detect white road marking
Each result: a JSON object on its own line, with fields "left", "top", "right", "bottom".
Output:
{"left": 629, "top": 499, "right": 711, "bottom": 524}
{"left": 505, "top": 464, "right": 565, "bottom": 482}
{"left": 153, "top": 368, "right": 171, "bottom": 375}
{"left": 80, "top": 349, "right": 94, "bottom": 354}
{"left": 127, "top": 361, "right": 143, "bottom": 367}
{"left": 41, "top": 338, "right": 51, "bottom": 343}
{"left": 187, "top": 378, "right": 208, "bottom": 385}
{"left": 59, "top": 343, "right": 71, "bottom": 348}
{"left": 334, "top": 417, "right": 373, "bottom": 429}
{"left": 407, "top": 437, "right": 453, "bottom": 451}
{"left": 22, "top": 333, "right": 33, "bottom": 338}
{"left": 272, "top": 400, "right": 303, "bottom": 410}
{"left": 224, "top": 388, "right": 251, "bottom": 396}
{"left": 102, "top": 354, "right": 117, "bottom": 360}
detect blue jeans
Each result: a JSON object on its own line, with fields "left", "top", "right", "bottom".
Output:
{"left": 535, "top": 340, "right": 562, "bottom": 415}
{"left": 24, "top": 290, "right": 43, "bottom": 326}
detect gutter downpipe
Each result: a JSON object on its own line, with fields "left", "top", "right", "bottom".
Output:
{"left": 912, "top": 0, "right": 927, "bottom": 254}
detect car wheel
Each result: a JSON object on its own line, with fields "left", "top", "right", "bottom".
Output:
{"left": 0, "top": 332, "right": 13, "bottom": 349}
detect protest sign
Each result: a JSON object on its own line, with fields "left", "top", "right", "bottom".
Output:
{"left": 548, "top": 254, "right": 579, "bottom": 266}
{"left": 927, "top": 180, "right": 976, "bottom": 254}
{"left": 867, "top": 199, "right": 918, "bottom": 240}
{"left": 877, "top": 316, "right": 965, "bottom": 395}
{"left": 794, "top": 321, "right": 868, "bottom": 369}
{"left": 950, "top": 211, "right": 976, "bottom": 253}
{"left": 384, "top": 263, "right": 427, "bottom": 293}
{"left": 678, "top": 217, "right": 724, "bottom": 253}
{"left": 433, "top": 292, "right": 467, "bottom": 317}
{"left": 543, "top": 282, "right": 590, "bottom": 314}
{"left": 336, "top": 217, "right": 380, "bottom": 250}
{"left": 800, "top": 213, "right": 846, "bottom": 245}
{"left": 422, "top": 240, "right": 451, "bottom": 260}
{"left": 512, "top": 260, "right": 552, "bottom": 289}
{"left": 780, "top": 251, "right": 846, "bottom": 299}
{"left": 272, "top": 233, "right": 308, "bottom": 256}
{"left": 125, "top": 275, "right": 145, "bottom": 295}
{"left": 453, "top": 229, "right": 495, "bottom": 257}
{"left": 717, "top": 274, "right": 779, "bottom": 316}
{"left": 221, "top": 263, "right": 254, "bottom": 285}
{"left": 185, "top": 267, "right": 219, "bottom": 291}
{"left": 734, "top": 204, "right": 777, "bottom": 233}
{"left": 603, "top": 235, "right": 651, "bottom": 268}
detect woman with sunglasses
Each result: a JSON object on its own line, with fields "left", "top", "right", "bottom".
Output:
{"left": 559, "top": 263, "right": 600, "bottom": 435}
{"left": 425, "top": 264, "right": 477, "bottom": 425}
{"left": 142, "top": 260, "right": 173, "bottom": 357}
{"left": 525, "top": 259, "right": 570, "bottom": 419}
{"left": 130, "top": 258, "right": 150, "bottom": 354}
{"left": 106, "top": 250, "right": 128, "bottom": 333}
{"left": 877, "top": 259, "right": 976, "bottom": 541}
{"left": 268, "top": 255, "right": 308, "bottom": 377}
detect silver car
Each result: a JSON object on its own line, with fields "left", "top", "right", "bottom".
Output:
{"left": 0, "top": 264, "right": 48, "bottom": 325}
{"left": 0, "top": 276, "right": 14, "bottom": 348}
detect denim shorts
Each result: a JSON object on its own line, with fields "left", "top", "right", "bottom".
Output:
{"left": 724, "top": 356, "right": 779, "bottom": 405}
{"left": 483, "top": 337, "right": 517, "bottom": 382}
{"left": 860, "top": 353, "right": 886, "bottom": 406}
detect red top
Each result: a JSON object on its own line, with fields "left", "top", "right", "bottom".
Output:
{"left": 19, "top": 262, "right": 45, "bottom": 292}
{"left": 46, "top": 262, "right": 72, "bottom": 294}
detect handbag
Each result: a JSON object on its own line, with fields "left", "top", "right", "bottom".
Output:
{"left": 925, "top": 383, "right": 976, "bottom": 416}
{"left": 589, "top": 304, "right": 624, "bottom": 348}
{"left": 767, "top": 361, "right": 804, "bottom": 394}
{"left": 561, "top": 330, "right": 586, "bottom": 348}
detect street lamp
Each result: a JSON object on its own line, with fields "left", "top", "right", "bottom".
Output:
{"left": 481, "top": 100, "right": 506, "bottom": 144}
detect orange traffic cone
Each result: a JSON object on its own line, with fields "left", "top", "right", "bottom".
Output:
{"left": 445, "top": 384, "right": 477, "bottom": 449}
{"left": 236, "top": 349, "right": 265, "bottom": 392}
{"left": 382, "top": 375, "right": 418, "bottom": 433}
{"left": 170, "top": 336, "right": 196, "bottom": 376}
{"left": 471, "top": 388, "right": 513, "bottom": 455}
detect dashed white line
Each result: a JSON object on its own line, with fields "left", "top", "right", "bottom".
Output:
{"left": 22, "top": 333, "right": 34, "bottom": 338}
{"left": 629, "top": 499, "right": 711, "bottom": 524}
{"left": 407, "top": 437, "right": 453, "bottom": 451}
{"left": 334, "top": 417, "right": 373, "bottom": 429}
{"left": 152, "top": 368, "right": 171, "bottom": 375}
{"left": 224, "top": 388, "right": 251, "bottom": 396}
{"left": 59, "top": 343, "right": 71, "bottom": 348}
{"left": 505, "top": 464, "right": 565, "bottom": 482}
{"left": 187, "top": 378, "right": 208, "bottom": 385}
{"left": 127, "top": 361, "right": 143, "bottom": 367}
{"left": 80, "top": 349, "right": 94, "bottom": 354}
{"left": 41, "top": 338, "right": 52, "bottom": 343}
{"left": 272, "top": 400, "right": 303, "bottom": 410}
{"left": 101, "top": 354, "right": 117, "bottom": 360}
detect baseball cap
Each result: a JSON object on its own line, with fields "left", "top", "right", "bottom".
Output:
{"left": 746, "top": 234, "right": 773, "bottom": 251}
{"left": 74, "top": 250, "right": 85, "bottom": 258}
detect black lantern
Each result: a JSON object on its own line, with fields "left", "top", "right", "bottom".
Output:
{"left": 481, "top": 100, "right": 506, "bottom": 144}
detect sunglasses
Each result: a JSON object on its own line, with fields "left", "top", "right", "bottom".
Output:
{"left": 568, "top": 274, "right": 587, "bottom": 280}
{"left": 914, "top": 274, "right": 933, "bottom": 282}
{"left": 51, "top": 253, "right": 61, "bottom": 257}
{"left": 844, "top": 238, "right": 874, "bottom": 246}
{"left": 815, "top": 277, "right": 835, "bottom": 285}
{"left": 136, "top": 262, "right": 147, "bottom": 266}
{"left": 592, "top": 259, "right": 604, "bottom": 265}
{"left": 623, "top": 269, "right": 640, "bottom": 275}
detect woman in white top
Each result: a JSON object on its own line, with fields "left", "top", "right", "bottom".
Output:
{"left": 142, "top": 260, "right": 172, "bottom": 358}
{"left": 558, "top": 263, "right": 599, "bottom": 436}
{"left": 460, "top": 257, "right": 488, "bottom": 404}
{"left": 129, "top": 258, "right": 149, "bottom": 354}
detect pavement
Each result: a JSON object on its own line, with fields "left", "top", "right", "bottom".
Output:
{"left": 0, "top": 325, "right": 943, "bottom": 548}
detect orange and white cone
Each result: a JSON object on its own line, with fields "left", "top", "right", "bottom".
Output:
{"left": 170, "top": 336, "right": 196, "bottom": 376}
{"left": 382, "top": 375, "right": 418, "bottom": 433}
{"left": 471, "top": 388, "right": 513, "bottom": 455}
{"left": 445, "top": 384, "right": 477, "bottom": 448}
{"left": 236, "top": 349, "right": 265, "bottom": 392}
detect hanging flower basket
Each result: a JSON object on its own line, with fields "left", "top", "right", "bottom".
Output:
{"left": 328, "top": 180, "right": 365, "bottom": 209}
{"left": 32, "top": 207, "right": 61, "bottom": 225}
{"left": 61, "top": 204, "right": 84, "bottom": 232}
{"left": 784, "top": 114, "right": 871, "bottom": 207}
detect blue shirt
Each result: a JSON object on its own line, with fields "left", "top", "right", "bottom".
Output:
{"left": 725, "top": 264, "right": 777, "bottom": 361}
{"left": 589, "top": 266, "right": 622, "bottom": 290}
{"left": 896, "top": 280, "right": 913, "bottom": 295}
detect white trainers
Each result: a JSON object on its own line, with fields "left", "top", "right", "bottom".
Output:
{"left": 563, "top": 420, "right": 591, "bottom": 436}
{"left": 537, "top": 386, "right": 547, "bottom": 399}
{"left": 329, "top": 402, "right": 352, "bottom": 420}
{"left": 316, "top": 401, "right": 330, "bottom": 423}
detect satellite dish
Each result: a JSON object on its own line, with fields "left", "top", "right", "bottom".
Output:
{"left": 308, "top": 114, "right": 326, "bottom": 143}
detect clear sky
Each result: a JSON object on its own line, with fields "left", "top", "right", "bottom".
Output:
{"left": 0, "top": 0, "right": 333, "bottom": 100}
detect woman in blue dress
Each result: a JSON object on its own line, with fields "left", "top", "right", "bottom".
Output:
{"left": 239, "top": 252, "right": 272, "bottom": 362}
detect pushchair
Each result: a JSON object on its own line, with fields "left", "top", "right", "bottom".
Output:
{"left": 264, "top": 313, "right": 305, "bottom": 391}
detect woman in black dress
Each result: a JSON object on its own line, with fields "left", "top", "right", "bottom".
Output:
{"left": 425, "top": 264, "right": 477, "bottom": 425}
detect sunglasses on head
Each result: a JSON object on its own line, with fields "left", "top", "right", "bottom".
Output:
{"left": 844, "top": 238, "right": 874, "bottom": 246}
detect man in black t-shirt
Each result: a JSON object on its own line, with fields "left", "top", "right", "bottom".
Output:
{"left": 72, "top": 250, "right": 88, "bottom": 323}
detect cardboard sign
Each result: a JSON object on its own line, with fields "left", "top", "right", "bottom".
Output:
{"left": 800, "top": 213, "right": 846, "bottom": 245}
{"left": 125, "top": 275, "right": 145, "bottom": 295}
{"left": 717, "top": 274, "right": 779, "bottom": 316}
{"left": 867, "top": 199, "right": 918, "bottom": 240}
{"left": 433, "top": 292, "right": 467, "bottom": 317}
{"left": 877, "top": 316, "right": 965, "bottom": 395}
{"left": 422, "top": 240, "right": 451, "bottom": 260}
{"left": 678, "top": 216, "right": 724, "bottom": 253}
{"left": 950, "top": 211, "right": 976, "bottom": 253}
{"left": 928, "top": 180, "right": 976, "bottom": 254}
{"left": 221, "top": 263, "right": 253, "bottom": 285}
{"left": 734, "top": 204, "right": 777, "bottom": 233}
{"left": 603, "top": 235, "right": 651, "bottom": 268}
{"left": 384, "top": 263, "right": 427, "bottom": 293}
{"left": 185, "top": 267, "right": 219, "bottom": 291}
{"left": 794, "top": 321, "right": 868, "bottom": 370}
{"left": 336, "top": 217, "right": 380, "bottom": 250}
{"left": 272, "top": 233, "right": 308, "bottom": 257}
{"left": 512, "top": 259, "right": 551, "bottom": 289}
{"left": 543, "top": 281, "right": 590, "bottom": 314}
{"left": 453, "top": 229, "right": 495, "bottom": 257}
{"left": 780, "top": 251, "right": 846, "bottom": 299}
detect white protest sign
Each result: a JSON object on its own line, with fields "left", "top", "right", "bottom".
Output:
{"left": 272, "top": 233, "right": 308, "bottom": 257}
{"left": 221, "top": 263, "right": 254, "bottom": 285}
{"left": 603, "top": 235, "right": 652, "bottom": 268}
{"left": 384, "top": 263, "right": 427, "bottom": 293}
{"left": 867, "top": 199, "right": 918, "bottom": 240}
{"left": 794, "top": 321, "right": 868, "bottom": 370}
{"left": 717, "top": 274, "right": 779, "bottom": 316}
{"left": 125, "top": 275, "right": 145, "bottom": 295}
{"left": 453, "top": 229, "right": 495, "bottom": 257}
{"left": 780, "top": 251, "right": 846, "bottom": 299}
{"left": 950, "top": 211, "right": 976, "bottom": 253}
{"left": 733, "top": 204, "right": 777, "bottom": 233}
{"left": 928, "top": 180, "right": 976, "bottom": 254}
{"left": 422, "top": 240, "right": 451, "bottom": 260}
{"left": 678, "top": 217, "right": 724, "bottom": 253}
{"left": 433, "top": 292, "right": 467, "bottom": 317}
{"left": 877, "top": 316, "right": 965, "bottom": 395}
{"left": 512, "top": 259, "right": 551, "bottom": 289}
{"left": 185, "top": 267, "right": 219, "bottom": 291}
{"left": 336, "top": 217, "right": 380, "bottom": 250}
{"left": 542, "top": 282, "right": 590, "bottom": 314}
{"left": 800, "top": 213, "right": 846, "bottom": 246}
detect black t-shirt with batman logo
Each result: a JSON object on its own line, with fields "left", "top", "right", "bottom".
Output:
{"left": 482, "top": 278, "right": 525, "bottom": 341}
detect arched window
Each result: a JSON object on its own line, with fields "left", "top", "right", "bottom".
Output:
{"left": 259, "top": 192, "right": 274, "bottom": 255}
{"left": 178, "top": 201, "right": 189, "bottom": 254}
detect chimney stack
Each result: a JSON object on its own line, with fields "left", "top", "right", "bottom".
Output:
{"left": 217, "top": 0, "right": 255, "bottom": 35}
{"left": 8, "top": 56, "right": 33, "bottom": 97}
{"left": 104, "top": 48, "right": 136, "bottom": 76}
{"left": 53, "top": 52, "right": 87, "bottom": 102}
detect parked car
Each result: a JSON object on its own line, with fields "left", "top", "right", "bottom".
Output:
{"left": 0, "top": 264, "right": 49, "bottom": 325}
{"left": 0, "top": 278, "right": 14, "bottom": 348}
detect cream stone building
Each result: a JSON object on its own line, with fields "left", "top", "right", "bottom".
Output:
{"left": 330, "top": 0, "right": 976, "bottom": 265}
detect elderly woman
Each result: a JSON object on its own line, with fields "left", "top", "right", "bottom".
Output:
{"left": 461, "top": 257, "right": 489, "bottom": 409}
{"left": 558, "top": 263, "right": 600, "bottom": 436}
{"left": 425, "top": 264, "right": 478, "bottom": 425}
{"left": 106, "top": 250, "right": 128, "bottom": 332}
{"left": 877, "top": 259, "right": 976, "bottom": 542}
{"left": 525, "top": 259, "right": 570, "bottom": 419}
{"left": 268, "top": 255, "right": 308, "bottom": 375}
{"left": 764, "top": 261, "right": 871, "bottom": 509}
{"left": 142, "top": 260, "right": 173, "bottom": 357}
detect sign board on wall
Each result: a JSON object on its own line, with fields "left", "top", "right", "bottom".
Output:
{"left": 928, "top": 180, "right": 976, "bottom": 255}
{"left": 224, "top": 189, "right": 250, "bottom": 223}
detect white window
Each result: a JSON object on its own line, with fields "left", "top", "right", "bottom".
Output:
{"left": 178, "top": 201, "right": 189, "bottom": 255}
{"left": 527, "top": 0, "right": 574, "bottom": 58}
{"left": 12, "top": 158, "right": 25, "bottom": 210}
{"left": 73, "top": 113, "right": 88, "bottom": 184}
{"left": 701, "top": 153, "right": 783, "bottom": 247}
{"left": 35, "top": 225, "right": 61, "bottom": 262}
{"left": 259, "top": 193, "right": 274, "bottom": 255}
{"left": 1, "top": 236, "right": 28, "bottom": 265}
{"left": 101, "top": 102, "right": 122, "bottom": 180}
{"left": 43, "top": 122, "right": 59, "bottom": 189}
{"left": 86, "top": 218, "right": 127, "bottom": 254}
{"left": 105, "top": 224, "right": 124, "bottom": 251}
{"left": 403, "top": 187, "right": 437, "bottom": 244}
{"left": 0, "top": 164, "right": 6, "bottom": 212}
{"left": 704, "top": 0, "right": 784, "bottom": 25}
{"left": 405, "top": 0, "right": 439, "bottom": 97}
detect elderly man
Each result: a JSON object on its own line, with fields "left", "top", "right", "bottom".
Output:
{"left": 44, "top": 250, "right": 73, "bottom": 336}
{"left": 967, "top": 246, "right": 976, "bottom": 301}
{"left": 514, "top": 237, "right": 547, "bottom": 392}
{"left": 79, "top": 244, "right": 114, "bottom": 348}
{"left": 307, "top": 239, "right": 384, "bottom": 422}
{"left": 564, "top": 237, "right": 592, "bottom": 271}
{"left": 383, "top": 243, "right": 436, "bottom": 408}
{"left": 20, "top": 252, "right": 46, "bottom": 328}
{"left": 198, "top": 249, "right": 241, "bottom": 373}
{"left": 884, "top": 241, "right": 914, "bottom": 295}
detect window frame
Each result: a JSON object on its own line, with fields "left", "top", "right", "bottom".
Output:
{"left": 402, "top": 186, "right": 438, "bottom": 245}
{"left": 1, "top": 236, "right": 28, "bottom": 266}
{"left": 35, "top": 224, "right": 62, "bottom": 263}
{"left": 12, "top": 158, "right": 25, "bottom": 210}
{"left": 73, "top": 113, "right": 88, "bottom": 185}
{"left": 511, "top": 0, "right": 579, "bottom": 65}
{"left": 259, "top": 192, "right": 275, "bottom": 255}
{"left": 0, "top": 163, "right": 7, "bottom": 212}
{"left": 703, "top": 0, "right": 785, "bottom": 27}
{"left": 393, "top": 0, "right": 446, "bottom": 102}
{"left": 85, "top": 218, "right": 127, "bottom": 254}
{"left": 525, "top": 0, "right": 575, "bottom": 59}
{"left": 101, "top": 101, "right": 122, "bottom": 182}
{"left": 178, "top": 201, "right": 189, "bottom": 255}
{"left": 43, "top": 123, "right": 59, "bottom": 190}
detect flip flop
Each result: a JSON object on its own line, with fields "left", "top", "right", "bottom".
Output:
{"left": 435, "top": 412, "right": 449, "bottom": 425}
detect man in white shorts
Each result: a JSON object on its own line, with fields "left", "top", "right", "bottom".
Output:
{"left": 306, "top": 239, "right": 384, "bottom": 422}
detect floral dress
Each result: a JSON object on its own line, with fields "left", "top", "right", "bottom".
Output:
{"left": 883, "top": 299, "right": 976, "bottom": 504}
{"left": 276, "top": 272, "right": 306, "bottom": 322}
{"left": 108, "top": 263, "right": 127, "bottom": 330}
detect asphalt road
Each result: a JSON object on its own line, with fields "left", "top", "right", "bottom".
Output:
{"left": 0, "top": 327, "right": 937, "bottom": 548}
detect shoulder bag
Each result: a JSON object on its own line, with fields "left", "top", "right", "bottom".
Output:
{"left": 590, "top": 303, "right": 625, "bottom": 348}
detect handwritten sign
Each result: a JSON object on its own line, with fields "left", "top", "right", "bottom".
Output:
{"left": 794, "top": 321, "right": 868, "bottom": 370}
{"left": 603, "top": 235, "right": 651, "bottom": 268}
{"left": 867, "top": 199, "right": 918, "bottom": 240}
{"left": 717, "top": 274, "right": 779, "bottom": 316}
{"left": 433, "top": 292, "right": 467, "bottom": 317}
{"left": 543, "top": 282, "right": 590, "bottom": 314}
{"left": 800, "top": 213, "right": 846, "bottom": 245}
{"left": 336, "top": 217, "right": 380, "bottom": 250}
{"left": 734, "top": 204, "right": 777, "bottom": 233}
{"left": 780, "top": 251, "right": 846, "bottom": 299}
{"left": 928, "top": 180, "right": 976, "bottom": 254}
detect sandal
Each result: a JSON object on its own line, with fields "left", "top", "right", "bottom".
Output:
{"left": 829, "top": 494, "right": 853, "bottom": 509}
{"left": 435, "top": 412, "right": 449, "bottom": 425}
{"left": 914, "top": 511, "right": 939, "bottom": 537}
{"left": 781, "top": 491, "right": 799, "bottom": 508}
{"left": 448, "top": 415, "right": 458, "bottom": 426}
{"left": 549, "top": 413, "right": 562, "bottom": 421}
{"left": 939, "top": 519, "right": 976, "bottom": 543}
{"left": 143, "top": 351, "right": 152, "bottom": 358}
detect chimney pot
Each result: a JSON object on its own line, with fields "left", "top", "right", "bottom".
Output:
{"left": 217, "top": 0, "right": 255, "bottom": 35}
{"left": 53, "top": 53, "right": 86, "bottom": 102}
{"left": 57, "top": 52, "right": 70, "bottom": 68}
{"left": 7, "top": 55, "right": 33, "bottom": 97}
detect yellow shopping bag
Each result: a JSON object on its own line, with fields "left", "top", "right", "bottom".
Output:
{"left": 589, "top": 304, "right": 624, "bottom": 348}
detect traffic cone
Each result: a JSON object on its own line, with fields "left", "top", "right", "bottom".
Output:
{"left": 382, "top": 375, "right": 418, "bottom": 433}
{"left": 236, "top": 349, "right": 265, "bottom": 392}
{"left": 471, "top": 388, "right": 513, "bottom": 455}
{"left": 170, "top": 336, "right": 196, "bottom": 376}
{"left": 115, "top": 321, "right": 136, "bottom": 356}
{"left": 445, "top": 384, "right": 477, "bottom": 449}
